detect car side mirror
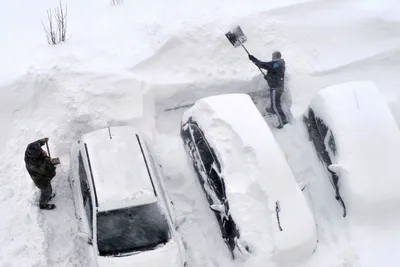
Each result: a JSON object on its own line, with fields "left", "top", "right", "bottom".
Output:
{"left": 210, "top": 204, "right": 225, "bottom": 213}
{"left": 175, "top": 215, "right": 187, "bottom": 230}
{"left": 77, "top": 232, "right": 93, "bottom": 245}
{"left": 328, "top": 164, "right": 345, "bottom": 175}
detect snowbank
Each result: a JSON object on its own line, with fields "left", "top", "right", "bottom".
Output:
{"left": 183, "top": 93, "right": 317, "bottom": 263}
{"left": 0, "top": 70, "right": 153, "bottom": 266}
{"left": 309, "top": 81, "right": 400, "bottom": 221}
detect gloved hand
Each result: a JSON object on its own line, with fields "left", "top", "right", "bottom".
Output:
{"left": 51, "top": 158, "right": 60, "bottom": 165}
{"left": 42, "top": 137, "right": 49, "bottom": 143}
{"left": 264, "top": 75, "right": 271, "bottom": 82}
{"left": 248, "top": 54, "right": 256, "bottom": 61}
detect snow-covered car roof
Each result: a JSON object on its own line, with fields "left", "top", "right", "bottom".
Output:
{"left": 81, "top": 126, "right": 157, "bottom": 211}
{"left": 309, "top": 81, "right": 400, "bottom": 218}
{"left": 182, "top": 93, "right": 316, "bottom": 262}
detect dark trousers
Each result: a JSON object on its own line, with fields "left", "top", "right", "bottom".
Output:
{"left": 270, "top": 86, "right": 288, "bottom": 126}
{"left": 39, "top": 183, "right": 53, "bottom": 205}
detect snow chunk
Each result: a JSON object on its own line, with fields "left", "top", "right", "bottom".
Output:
{"left": 309, "top": 81, "right": 400, "bottom": 220}
{"left": 183, "top": 93, "right": 317, "bottom": 263}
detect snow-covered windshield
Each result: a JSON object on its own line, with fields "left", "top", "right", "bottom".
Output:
{"left": 97, "top": 202, "right": 171, "bottom": 256}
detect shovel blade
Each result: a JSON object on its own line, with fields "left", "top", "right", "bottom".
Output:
{"left": 225, "top": 26, "right": 247, "bottom": 48}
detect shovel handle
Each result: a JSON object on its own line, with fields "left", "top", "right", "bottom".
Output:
{"left": 242, "top": 44, "right": 266, "bottom": 76}
{"left": 241, "top": 44, "right": 250, "bottom": 55}
{"left": 45, "top": 140, "right": 51, "bottom": 159}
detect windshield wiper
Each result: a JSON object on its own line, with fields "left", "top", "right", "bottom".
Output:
{"left": 104, "top": 240, "right": 170, "bottom": 257}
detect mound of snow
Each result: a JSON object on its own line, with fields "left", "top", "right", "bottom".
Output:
{"left": 183, "top": 93, "right": 317, "bottom": 263}
{"left": 309, "top": 81, "right": 400, "bottom": 221}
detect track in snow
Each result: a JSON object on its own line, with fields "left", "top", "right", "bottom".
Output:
{"left": 270, "top": 119, "right": 357, "bottom": 267}
{"left": 38, "top": 164, "right": 87, "bottom": 267}
{"left": 153, "top": 133, "right": 235, "bottom": 267}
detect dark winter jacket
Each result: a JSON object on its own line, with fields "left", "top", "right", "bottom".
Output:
{"left": 24, "top": 139, "right": 56, "bottom": 189}
{"left": 252, "top": 58, "right": 286, "bottom": 88}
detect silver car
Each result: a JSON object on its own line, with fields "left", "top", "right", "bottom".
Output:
{"left": 68, "top": 126, "right": 187, "bottom": 267}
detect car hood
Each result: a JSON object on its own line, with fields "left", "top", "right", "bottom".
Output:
{"left": 96, "top": 240, "right": 183, "bottom": 267}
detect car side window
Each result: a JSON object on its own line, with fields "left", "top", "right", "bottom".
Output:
{"left": 84, "top": 192, "right": 93, "bottom": 234}
{"left": 315, "top": 117, "right": 337, "bottom": 156}
{"left": 191, "top": 126, "right": 213, "bottom": 172}
{"left": 325, "top": 129, "right": 337, "bottom": 156}
{"left": 78, "top": 151, "right": 93, "bottom": 234}
{"left": 191, "top": 124, "right": 225, "bottom": 202}
{"left": 209, "top": 166, "right": 225, "bottom": 201}
{"left": 315, "top": 117, "right": 328, "bottom": 139}
{"left": 78, "top": 152, "right": 90, "bottom": 205}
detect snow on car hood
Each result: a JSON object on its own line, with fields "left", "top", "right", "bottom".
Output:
{"left": 96, "top": 240, "right": 183, "bottom": 267}
{"left": 183, "top": 94, "right": 317, "bottom": 262}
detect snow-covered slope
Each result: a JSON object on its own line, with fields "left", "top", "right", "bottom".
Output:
{"left": 1, "top": 0, "right": 400, "bottom": 266}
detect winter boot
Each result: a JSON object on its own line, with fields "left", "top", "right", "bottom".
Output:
{"left": 39, "top": 203, "right": 56, "bottom": 210}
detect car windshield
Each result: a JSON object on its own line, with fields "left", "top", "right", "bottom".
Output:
{"left": 97, "top": 202, "right": 171, "bottom": 256}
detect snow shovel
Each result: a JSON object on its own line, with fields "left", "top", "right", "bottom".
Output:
{"left": 226, "top": 26, "right": 288, "bottom": 128}
{"left": 225, "top": 26, "right": 266, "bottom": 76}
{"left": 46, "top": 140, "right": 60, "bottom": 165}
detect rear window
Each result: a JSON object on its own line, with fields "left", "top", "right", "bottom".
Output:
{"left": 97, "top": 202, "right": 171, "bottom": 256}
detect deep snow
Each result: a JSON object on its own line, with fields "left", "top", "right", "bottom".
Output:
{"left": 309, "top": 81, "right": 400, "bottom": 221}
{"left": 1, "top": 0, "right": 400, "bottom": 266}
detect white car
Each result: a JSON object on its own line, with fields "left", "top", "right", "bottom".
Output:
{"left": 68, "top": 126, "right": 187, "bottom": 267}
{"left": 180, "top": 93, "right": 317, "bottom": 263}
{"left": 304, "top": 81, "right": 400, "bottom": 220}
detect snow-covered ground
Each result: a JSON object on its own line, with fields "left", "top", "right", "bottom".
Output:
{"left": 1, "top": 0, "right": 400, "bottom": 266}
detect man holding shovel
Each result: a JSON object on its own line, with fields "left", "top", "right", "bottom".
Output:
{"left": 225, "top": 26, "right": 289, "bottom": 128}
{"left": 24, "top": 137, "right": 60, "bottom": 210}
{"left": 248, "top": 51, "right": 289, "bottom": 128}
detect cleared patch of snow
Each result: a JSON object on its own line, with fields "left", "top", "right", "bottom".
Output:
{"left": 153, "top": 133, "right": 235, "bottom": 267}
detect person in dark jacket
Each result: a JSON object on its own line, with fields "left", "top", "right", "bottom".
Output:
{"left": 249, "top": 51, "right": 289, "bottom": 128}
{"left": 25, "top": 137, "right": 58, "bottom": 210}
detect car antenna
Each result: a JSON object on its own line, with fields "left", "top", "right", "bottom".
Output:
{"left": 353, "top": 89, "right": 360, "bottom": 109}
{"left": 108, "top": 126, "right": 112, "bottom": 139}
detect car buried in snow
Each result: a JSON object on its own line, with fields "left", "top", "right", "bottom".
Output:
{"left": 180, "top": 93, "right": 317, "bottom": 262}
{"left": 68, "top": 126, "right": 187, "bottom": 267}
{"left": 303, "top": 81, "right": 400, "bottom": 219}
